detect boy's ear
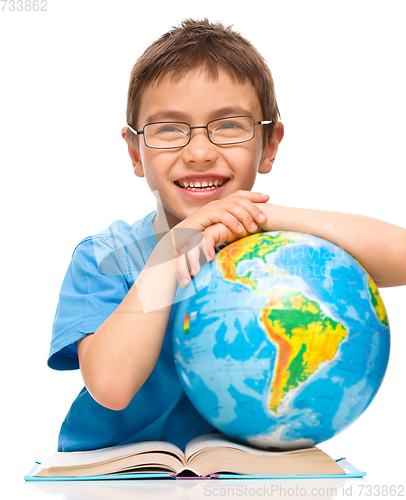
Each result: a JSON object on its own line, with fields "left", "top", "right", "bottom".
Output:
{"left": 121, "top": 127, "right": 144, "bottom": 178}
{"left": 258, "top": 122, "right": 284, "bottom": 174}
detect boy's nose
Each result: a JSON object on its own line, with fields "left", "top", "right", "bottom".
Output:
{"left": 182, "top": 128, "right": 218, "bottom": 165}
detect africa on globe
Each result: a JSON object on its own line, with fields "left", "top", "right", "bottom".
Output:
{"left": 172, "top": 231, "right": 390, "bottom": 450}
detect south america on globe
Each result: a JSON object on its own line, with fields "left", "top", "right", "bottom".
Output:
{"left": 172, "top": 231, "right": 390, "bottom": 450}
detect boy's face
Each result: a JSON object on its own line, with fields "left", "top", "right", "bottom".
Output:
{"left": 124, "top": 69, "right": 281, "bottom": 229}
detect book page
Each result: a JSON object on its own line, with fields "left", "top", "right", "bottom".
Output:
{"left": 35, "top": 440, "right": 184, "bottom": 475}
{"left": 185, "top": 433, "right": 313, "bottom": 461}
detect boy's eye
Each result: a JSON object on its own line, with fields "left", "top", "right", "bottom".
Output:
{"left": 159, "top": 126, "right": 180, "bottom": 133}
{"left": 208, "top": 117, "right": 254, "bottom": 144}
{"left": 210, "top": 118, "right": 251, "bottom": 138}
{"left": 155, "top": 124, "right": 188, "bottom": 135}
{"left": 216, "top": 121, "right": 243, "bottom": 130}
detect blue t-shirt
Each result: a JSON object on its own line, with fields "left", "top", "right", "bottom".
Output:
{"left": 49, "top": 211, "right": 215, "bottom": 452}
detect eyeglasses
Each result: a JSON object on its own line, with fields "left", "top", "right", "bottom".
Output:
{"left": 126, "top": 116, "right": 273, "bottom": 149}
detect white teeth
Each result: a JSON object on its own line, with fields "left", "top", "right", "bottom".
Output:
{"left": 178, "top": 179, "right": 225, "bottom": 189}
{"left": 189, "top": 186, "right": 217, "bottom": 191}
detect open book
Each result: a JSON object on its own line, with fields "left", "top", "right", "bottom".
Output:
{"left": 30, "top": 433, "right": 346, "bottom": 479}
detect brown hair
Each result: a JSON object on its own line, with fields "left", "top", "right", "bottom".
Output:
{"left": 126, "top": 18, "right": 280, "bottom": 148}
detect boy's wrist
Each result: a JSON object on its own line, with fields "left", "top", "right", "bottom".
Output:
{"left": 254, "top": 202, "right": 287, "bottom": 233}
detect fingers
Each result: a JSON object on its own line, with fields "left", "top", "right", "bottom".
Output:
{"left": 231, "top": 189, "right": 269, "bottom": 199}
{"left": 175, "top": 221, "right": 246, "bottom": 288}
{"left": 232, "top": 196, "right": 268, "bottom": 232}
{"left": 176, "top": 233, "right": 209, "bottom": 288}
{"left": 203, "top": 225, "right": 227, "bottom": 263}
{"left": 230, "top": 190, "right": 269, "bottom": 205}
{"left": 176, "top": 253, "right": 193, "bottom": 289}
{"left": 206, "top": 197, "right": 267, "bottom": 235}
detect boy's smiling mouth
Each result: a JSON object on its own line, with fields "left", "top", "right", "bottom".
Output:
{"left": 173, "top": 175, "right": 230, "bottom": 199}
{"left": 174, "top": 175, "right": 230, "bottom": 191}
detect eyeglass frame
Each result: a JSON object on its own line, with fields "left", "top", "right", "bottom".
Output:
{"left": 126, "top": 116, "right": 273, "bottom": 149}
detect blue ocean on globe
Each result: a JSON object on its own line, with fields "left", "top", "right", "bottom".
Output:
{"left": 172, "top": 231, "right": 390, "bottom": 450}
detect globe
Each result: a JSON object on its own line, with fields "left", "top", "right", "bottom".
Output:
{"left": 172, "top": 231, "right": 390, "bottom": 450}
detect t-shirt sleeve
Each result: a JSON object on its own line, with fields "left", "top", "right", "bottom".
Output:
{"left": 48, "top": 236, "right": 132, "bottom": 370}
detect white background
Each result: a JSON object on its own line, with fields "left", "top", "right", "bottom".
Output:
{"left": 1, "top": 1, "right": 405, "bottom": 498}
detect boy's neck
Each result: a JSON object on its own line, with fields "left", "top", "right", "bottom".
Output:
{"left": 153, "top": 203, "right": 181, "bottom": 240}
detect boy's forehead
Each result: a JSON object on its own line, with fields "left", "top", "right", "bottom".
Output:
{"left": 137, "top": 69, "right": 262, "bottom": 126}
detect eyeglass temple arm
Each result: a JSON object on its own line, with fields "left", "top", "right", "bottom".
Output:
{"left": 255, "top": 120, "right": 273, "bottom": 125}
{"left": 127, "top": 124, "right": 143, "bottom": 135}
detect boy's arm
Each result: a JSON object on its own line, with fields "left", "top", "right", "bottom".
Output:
{"left": 77, "top": 230, "right": 178, "bottom": 411}
{"left": 257, "top": 203, "right": 406, "bottom": 287}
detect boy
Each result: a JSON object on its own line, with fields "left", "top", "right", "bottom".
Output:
{"left": 48, "top": 19, "right": 406, "bottom": 453}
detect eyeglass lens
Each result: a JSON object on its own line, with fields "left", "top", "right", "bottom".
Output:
{"left": 143, "top": 116, "right": 255, "bottom": 148}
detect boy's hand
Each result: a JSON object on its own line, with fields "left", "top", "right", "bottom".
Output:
{"left": 172, "top": 190, "right": 268, "bottom": 287}
{"left": 203, "top": 222, "right": 253, "bottom": 258}
{"left": 179, "top": 190, "right": 268, "bottom": 236}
